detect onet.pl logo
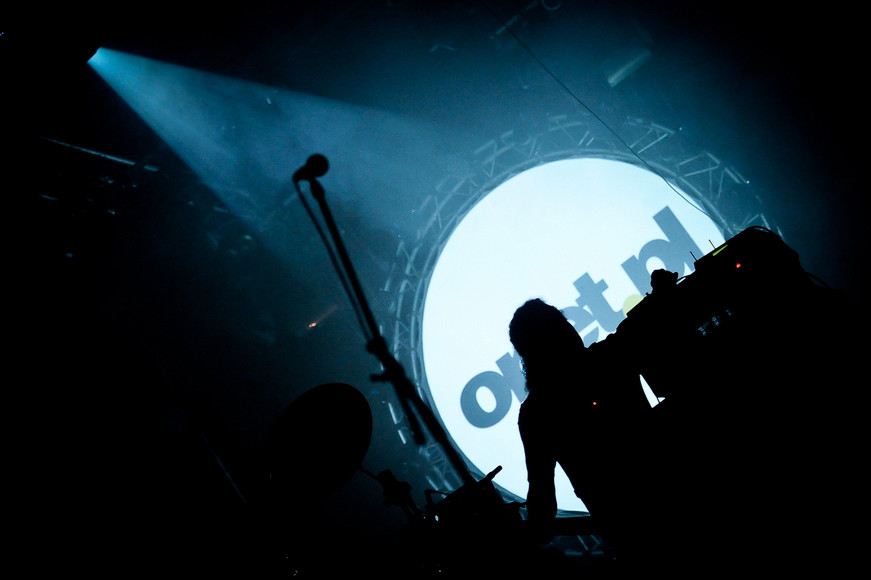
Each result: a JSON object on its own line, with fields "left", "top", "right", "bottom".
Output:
{"left": 421, "top": 158, "right": 724, "bottom": 512}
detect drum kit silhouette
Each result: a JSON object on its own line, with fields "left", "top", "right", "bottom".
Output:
{"left": 251, "top": 156, "right": 606, "bottom": 577}
{"left": 252, "top": 156, "right": 859, "bottom": 577}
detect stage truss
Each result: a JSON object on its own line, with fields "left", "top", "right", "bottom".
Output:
{"left": 377, "top": 111, "right": 776, "bottom": 497}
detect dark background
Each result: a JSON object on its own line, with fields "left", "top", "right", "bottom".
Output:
{"left": 4, "top": 1, "right": 866, "bottom": 576}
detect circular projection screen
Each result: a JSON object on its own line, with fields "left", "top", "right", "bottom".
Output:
{"left": 382, "top": 113, "right": 773, "bottom": 513}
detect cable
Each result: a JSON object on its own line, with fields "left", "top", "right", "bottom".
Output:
{"left": 476, "top": 0, "right": 712, "bottom": 219}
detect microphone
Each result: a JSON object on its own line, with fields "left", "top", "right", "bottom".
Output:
{"left": 293, "top": 154, "right": 329, "bottom": 182}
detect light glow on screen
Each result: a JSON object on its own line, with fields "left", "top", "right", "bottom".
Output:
{"left": 422, "top": 157, "right": 724, "bottom": 512}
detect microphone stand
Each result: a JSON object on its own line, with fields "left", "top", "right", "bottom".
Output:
{"left": 302, "top": 176, "right": 475, "bottom": 487}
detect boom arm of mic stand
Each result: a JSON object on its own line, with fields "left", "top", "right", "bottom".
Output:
{"left": 307, "top": 178, "right": 475, "bottom": 486}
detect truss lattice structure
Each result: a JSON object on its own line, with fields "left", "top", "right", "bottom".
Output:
{"left": 379, "top": 112, "right": 773, "bottom": 495}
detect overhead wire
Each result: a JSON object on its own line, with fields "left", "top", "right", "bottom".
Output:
{"left": 476, "top": 0, "right": 713, "bottom": 219}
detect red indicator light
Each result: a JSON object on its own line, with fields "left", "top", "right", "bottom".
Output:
{"left": 592, "top": 401, "right": 597, "bottom": 406}
{"left": 735, "top": 262, "right": 742, "bottom": 268}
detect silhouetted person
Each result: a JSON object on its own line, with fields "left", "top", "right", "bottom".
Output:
{"left": 509, "top": 298, "right": 649, "bottom": 556}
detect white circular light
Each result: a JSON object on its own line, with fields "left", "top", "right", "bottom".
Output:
{"left": 422, "top": 157, "right": 724, "bottom": 512}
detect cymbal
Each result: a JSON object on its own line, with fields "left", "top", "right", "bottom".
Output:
{"left": 265, "top": 382, "right": 372, "bottom": 502}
